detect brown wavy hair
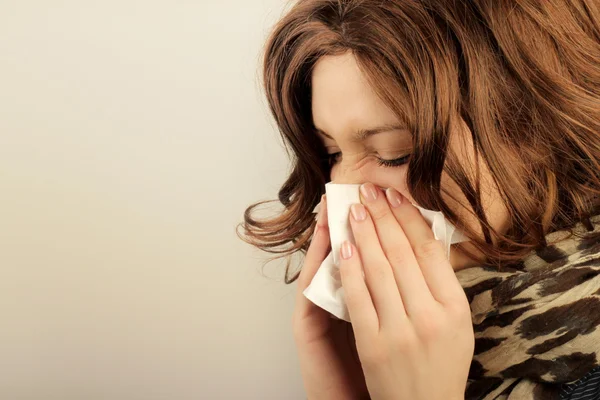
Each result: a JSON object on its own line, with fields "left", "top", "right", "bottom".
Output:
{"left": 237, "top": 0, "right": 600, "bottom": 283}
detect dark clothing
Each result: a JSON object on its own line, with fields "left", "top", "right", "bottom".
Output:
{"left": 560, "top": 366, "right": 600, "bottom": 399}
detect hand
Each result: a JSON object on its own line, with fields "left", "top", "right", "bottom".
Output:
{"left": 292, "top": 195, "right": 370, "bottom": 400}
{"left": 338, "top": 183, "right": 474, "bottom": 400}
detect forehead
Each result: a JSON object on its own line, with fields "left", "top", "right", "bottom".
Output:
{"left": 310, "top": 52, "right": 400, "bottom": 136}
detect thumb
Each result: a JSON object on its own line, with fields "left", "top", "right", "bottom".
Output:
{"left": 296, "top": 195, "right": 330, "bottom": 292}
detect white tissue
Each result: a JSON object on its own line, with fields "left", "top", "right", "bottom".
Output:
{"left": 303, "top": 182, "right": 470, "bottom": 322}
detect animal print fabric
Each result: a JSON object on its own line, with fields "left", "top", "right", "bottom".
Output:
{"left": 455, "top": 213, "right": 600, "bottom": 400}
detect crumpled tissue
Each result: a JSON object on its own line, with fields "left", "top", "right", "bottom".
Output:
{"left": 303, "top": 182, "right": 470, "bottom": 322}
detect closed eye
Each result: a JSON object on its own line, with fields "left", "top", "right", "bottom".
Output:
{"left": 325, "top": 152, "right": 410, "bottom": 168}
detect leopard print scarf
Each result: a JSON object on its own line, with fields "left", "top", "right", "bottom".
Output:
{"left": 455, "top": 213, "right": 600, "bottom": 400}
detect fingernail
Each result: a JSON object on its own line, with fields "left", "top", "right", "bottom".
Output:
{"left": 341, "top": 240, "right": 353, "bottom": 259}
{"left": 385, "top": 187, "right": 403, "bottom": 208}
{"left": 360, "top": 183, "right": 378, "bottom": 202}
{"left": 350, "top": 203, "right": 366, "bottom": 221}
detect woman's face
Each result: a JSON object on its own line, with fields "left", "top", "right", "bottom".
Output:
{"left": 311, "top": 51, "right": 510, "bottom": 270}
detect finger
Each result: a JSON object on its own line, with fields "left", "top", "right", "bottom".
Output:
{"left": 297, "top": 195, "right": 330, "bottom": 292}
{"left": 349, "top": 200, "right": 405, "bottom": 324}
{"left": 385, "top": 187, "right": 465, "bottom": 305}
{"left": 294, "top": 196, "right": 331, "bottom": 320}
{"left": 338, "top": 240, "right": 379, "bottom": 337}
{"left": 294, "top": 196, "right": 331, "bottom": 318}
{"left": 359, "top": 183, "right": 433, "bottom": 317}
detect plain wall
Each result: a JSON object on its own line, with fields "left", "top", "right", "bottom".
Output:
{"left": 0, "top": 1, "right": 306, "bottom": 399}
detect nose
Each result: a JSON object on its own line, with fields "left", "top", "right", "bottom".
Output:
{"left": 330, "top": 162, "right": 365, "bottom": 185}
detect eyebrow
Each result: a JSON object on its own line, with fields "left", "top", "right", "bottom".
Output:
{"left": 315, "top": 124, "right": 407, "bottom": 142}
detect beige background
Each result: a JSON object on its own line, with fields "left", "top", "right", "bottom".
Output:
{"left": 0, "top": 1, "right": 306, "bottom": 399}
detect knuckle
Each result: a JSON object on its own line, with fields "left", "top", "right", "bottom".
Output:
{"left": 343, "top": 284, "right": 359, "bottom": 307}
{"left": 387, "top": 329, "right": 418, "bottom": 352}
{"left": 368, "top": 205, "right": 388, "bottom": 222}
{"left": 362, "top": 346, "right": 388, "bottom": 367}
{"left": 386, "top": 248, "right": 410, "bottom": 267}
{"left": 447, "top": 296, "right": 472, "bottom": 320}
{"left": 337, "top": 258, "right": 350, "bottom": 276}
{"left": 411, "top": 303, "right": 443, "bottom": 337}
{"left": 344, "top": 291, "right": 357, "bottom": 309}
{"left": 415, "top": 316, "right": 443, "bottom": 340}
{"left": 414, "top": 239, "right": 444, "bottom": 260}
{"left": 369, "top": 261, "right": 389, "bottom": 283}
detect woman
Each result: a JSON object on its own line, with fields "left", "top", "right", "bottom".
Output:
{"left": 238, "top": 0, "right": 600, "bottom": 399}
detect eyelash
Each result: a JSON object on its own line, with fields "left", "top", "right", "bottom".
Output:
{"left": 325, "top": 152, "right": 411, "bottom": 168}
